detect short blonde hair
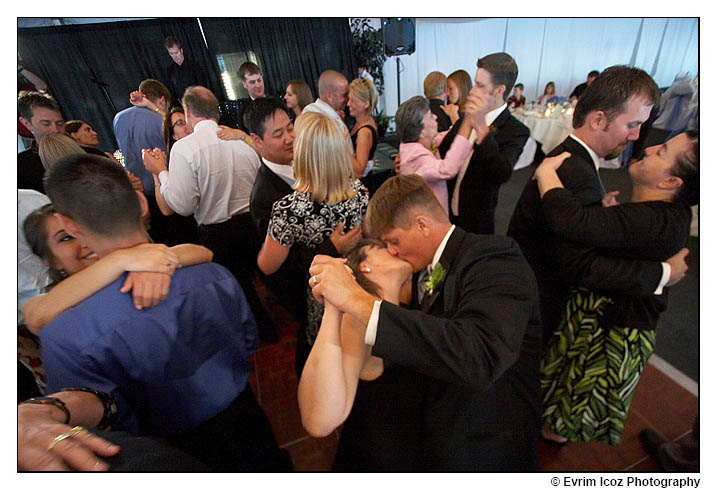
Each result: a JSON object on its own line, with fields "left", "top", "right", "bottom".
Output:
{"left": 38, "top": 133, "right": 86, "bottom": 170}
{"left": 423, "top": 71, "right": 447, "bottom": 98}
{"left": 293, "top": 112, "right": 356, "bottom": 204}
{"left": 349, "top": 78, "right": 378, "bottom": 114}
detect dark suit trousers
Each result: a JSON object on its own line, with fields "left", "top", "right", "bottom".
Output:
{"left": 166, "top": 387, "right": 292, "bottom": 471}
{"left": 94, "top": 431, "right": 210, "bottom": 472}
{"left": 198, "top": 213, "right": 277, "bottom": 342}
{"left": 146, "top": 193, "right": 201, "bottom": 247}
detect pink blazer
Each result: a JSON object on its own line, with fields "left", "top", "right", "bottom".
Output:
{"left": 398, "top": 131, "right": 472, "bottom": 213}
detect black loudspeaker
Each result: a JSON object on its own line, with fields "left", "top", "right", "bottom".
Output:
{"left": 382, "top": 18, "right": 415, "bottom": 56}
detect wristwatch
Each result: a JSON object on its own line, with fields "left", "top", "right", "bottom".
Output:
{"left": 20, "top": 397, "right": 71, "bottom": 424}
{"left": 59, "top": 387, "right": 118, "bottom": 430}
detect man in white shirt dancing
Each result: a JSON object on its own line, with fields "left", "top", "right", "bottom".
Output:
{"left": 143, "top": 85, "right": 277, "bottom": 342}
{"left": 303, "top": 70, "right": 353, "bottom": 151}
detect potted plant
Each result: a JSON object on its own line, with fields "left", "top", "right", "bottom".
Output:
{"left": 350, "top": 18, "right": 387, "bottom": 96}
{"left": 374, "top": 109, "right": 393, "bottom": 140}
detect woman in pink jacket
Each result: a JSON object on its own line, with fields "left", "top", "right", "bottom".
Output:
{"left": 395, "top": 95, "right": 475, "bottom": 213}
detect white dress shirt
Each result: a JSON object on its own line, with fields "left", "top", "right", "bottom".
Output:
{"left": 451, "top": 103, "right": 507, "bottom": 215}
{"left": 262, "top": 158, "right": 295, "bottom": 187}
{"left": 568, "top": 133, "right": 601, "bottom": 174}
{"left": 158, "top": 119, "right": 261, "bottom": 225}
{"left": 360, "top": 70, "right": 374, "bottom": 84}
{"left": 365, "top": 225, "right": 456, "bottom": 346}
{"left": 302, "top": 98, "right": 354, "bottom": 153}
{"left": 18, "top": 189, "right": 52, "bottom": 325}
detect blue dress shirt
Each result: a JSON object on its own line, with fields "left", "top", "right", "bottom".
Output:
{"left": 40, "top": 263, "right": 258, "bottom": 436}
{"left": 113, "top": 106, "right": 167, "bottom": 193}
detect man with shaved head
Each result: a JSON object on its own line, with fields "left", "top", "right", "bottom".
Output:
{"left": 302, "top": 69, "right": 353, "bottom": 150}
{"left": 143, "top": 85, "right": 278, "bottom": 342}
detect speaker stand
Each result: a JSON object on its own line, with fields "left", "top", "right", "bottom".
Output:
{"left": 396, "top": 57, "right": 401, "bottom": 107}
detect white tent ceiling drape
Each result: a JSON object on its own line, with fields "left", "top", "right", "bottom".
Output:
{"left": 378, "top": 17, "right": 698, "bottom": 118}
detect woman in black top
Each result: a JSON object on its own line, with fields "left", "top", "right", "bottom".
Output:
{"left": 534, "top": 131, "right": 699, "bottom": 446}
{"left": 347, "top": 78, "right": 378, "bottom": 194}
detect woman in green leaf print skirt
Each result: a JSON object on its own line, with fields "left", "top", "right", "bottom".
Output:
{"left": 534, "top": 131, "right": 698, "bottom": 445}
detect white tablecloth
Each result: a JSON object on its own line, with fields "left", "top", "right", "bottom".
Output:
{"left": 513, "top": 111, "right": 572, "bottom": 154}
{"left": 514, "top": 137, "right": 537, "bottom": 170}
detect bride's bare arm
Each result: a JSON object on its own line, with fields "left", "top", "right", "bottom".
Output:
{"left": 297, "top": 301, "right": 377, "bottom": 437}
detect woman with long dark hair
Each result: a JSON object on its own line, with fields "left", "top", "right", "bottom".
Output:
{"left": 284, "top": 80, "right": 313, "bottom": 122}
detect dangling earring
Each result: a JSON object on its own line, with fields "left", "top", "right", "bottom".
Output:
{"left": 58, "top": 269, "right": 68, "bottom": 279}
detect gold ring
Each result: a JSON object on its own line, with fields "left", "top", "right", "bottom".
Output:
{"left": 312, "top": 275, "right": 318, "bottom": 285}
{"left": 47, "top": 426, "right": 88, "bottom": 451}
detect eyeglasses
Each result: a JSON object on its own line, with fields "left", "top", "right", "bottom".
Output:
{"left": 172, "top": 119, "right": 187, "bottom": 129}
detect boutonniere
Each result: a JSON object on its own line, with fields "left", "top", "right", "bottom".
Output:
{"left": 424, "top": 263, "right": 447, "bottom": 297}
{"left": 489, "top": 124, "right": 497, "bottom": 135}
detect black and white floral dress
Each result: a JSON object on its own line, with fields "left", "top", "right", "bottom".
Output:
{"left": 268, "top": 179, "right": 368, "bottom": 344}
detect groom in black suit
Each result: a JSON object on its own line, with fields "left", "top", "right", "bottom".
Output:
{"left": 439, "top": 52, "right": 530, "bottom": 234}
{"left": 508, "top": 65, "right": 688, "bottom": 343}
{"left": 246, "top": 98, "right": 361, "bottom": 374}
{"left": 309, "top": 174, "right": 543, "bottom": 471}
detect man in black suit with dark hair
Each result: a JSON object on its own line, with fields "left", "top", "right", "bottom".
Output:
{"left": 508, "top": 65, "right": 689, "bottom": 344}
{"left": 236, "top": 62, "right": 266, "bottom": 133}
{"left": 18, "top": 91, "right": 65, "bottom": 193}
{"left": 308, "top": 174, "right": 542, "bottom": 471}
{"left": 439, "top": 52, "right": 529, "bottom": 235}
{"left": 164, "top": 36, "right": 208, "bottom": 106}
{"left": 245, "top": 98, "right": 361, "bottom": 374}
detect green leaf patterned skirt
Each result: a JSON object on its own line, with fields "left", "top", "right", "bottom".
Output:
{"left": 540, "top": 287, "right": 656, "bottom": 446}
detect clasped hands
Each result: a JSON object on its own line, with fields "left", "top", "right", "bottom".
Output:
{"left": 142, "top": 147, "right": 168, "bottom": 175}
{"left": 308, "top": 255, "right": 362, "bottom": 308}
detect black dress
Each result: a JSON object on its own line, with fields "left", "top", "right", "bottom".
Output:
{"left": 351, "top": 125, "right": 378, "bottom": 195}
{"left": 267, "top": 180, "right": 369, "bottom": 345}
{"left": 334, "top": 228, "right": 543, "bottom": 471}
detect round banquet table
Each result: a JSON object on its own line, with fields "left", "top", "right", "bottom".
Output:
{"left": 512, "top": 110, "right": 572, "bottom": 154}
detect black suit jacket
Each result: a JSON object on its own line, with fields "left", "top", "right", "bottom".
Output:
{"left": 440, "top": 107, "right": 529, "bottom": 234}
{"left": 18, "top": 146, "right": 45, "bottom": 193}
{"left": 340, "top": 228, "right": 543, "bottom": 471}
{"left": 249, "top": 162, "right": 339, "bottom": 323}
{"left": 429, "top": 98, "right": 452, "bottom": 133}
{"left": 570, "top": 82, "right": 588, "bottom": 100}
{"left": 166, "top": 59, "right": 208, "bottom": 106}
{"left": 508, "top": 136, "right": 663, "bottom": 338}
{"left": 236, "top": 98, "right": 252, "bottom": 133}
{"left": 541, "top": 188, "right": 691, "bottom": 329}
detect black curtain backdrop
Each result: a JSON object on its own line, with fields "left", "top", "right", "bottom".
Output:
{"left": 18, "top": 18, "right": 223, "bottom": 153}
{"left": 199, "top": 18, "right": 356, "bottom": 103}
{"left": 18, "top": 18, "right": 356, "bottom": 153}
